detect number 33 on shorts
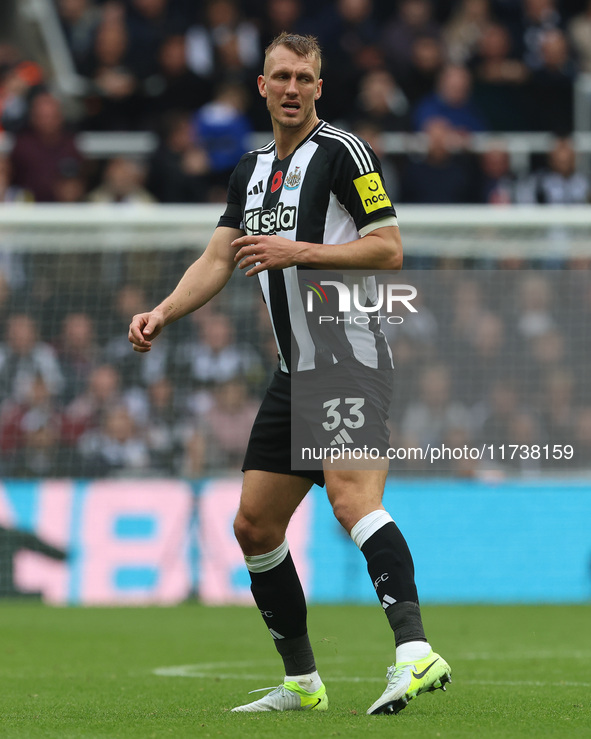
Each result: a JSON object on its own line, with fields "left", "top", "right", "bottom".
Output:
{"left": 322, "top": 398, "right": 366, "bottom": 431}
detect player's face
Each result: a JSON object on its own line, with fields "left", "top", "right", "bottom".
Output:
{"left": 258, "top": 48, "right": 322, "bottom": 132}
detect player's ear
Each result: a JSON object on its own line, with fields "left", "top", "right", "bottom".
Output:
{"left": 314, "top": 78, "right": 323, "bottom": 101}
{"left": 257, "top": 74, "right": 267, "bottom": 98}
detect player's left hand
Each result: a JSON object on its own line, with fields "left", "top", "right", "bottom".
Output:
{"left": 232, "top": 234, "right": 301, "bottom": 276}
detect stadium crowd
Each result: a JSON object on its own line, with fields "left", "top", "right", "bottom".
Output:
{"left": 1, "top": 0, "right": 591, "bottom": 204}
{"left": 0, "top": 0, "right": 590, "bottom": 478}
{"left": 0, "top": 262, "right": 589, "bottom": 479}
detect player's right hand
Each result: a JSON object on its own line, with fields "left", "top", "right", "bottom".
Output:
{"left": 128, "top": 310, "right": 164, "bottom": 353}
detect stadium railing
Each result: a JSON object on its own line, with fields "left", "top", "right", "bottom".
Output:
{"left": 3, "top": 131, "right": 591, "bottom": 174}
{"left": 1, "top": 202, "right": 590, "bottom": 257}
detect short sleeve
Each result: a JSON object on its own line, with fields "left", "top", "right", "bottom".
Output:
{"left": 217, "top": 162, "right": 244, "bottom": 230}
{"left": 330, "top": 137, "right": 397, "bottom": 232}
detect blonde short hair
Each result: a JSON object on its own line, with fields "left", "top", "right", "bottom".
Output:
{"left": 264, "top": 32, "right": 322, "bottom": 76}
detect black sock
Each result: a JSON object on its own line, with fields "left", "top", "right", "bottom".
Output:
{"left": 361, "top": 522, "right": 426, "bottom": 645}
{"left": 249, "top": 552, "right": 316, "bottom": 675}
{"left": 385, "top": 601, "right": 426, "bottom": 647}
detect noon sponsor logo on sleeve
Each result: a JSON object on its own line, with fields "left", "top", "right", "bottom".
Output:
{"left": 353, "top": 173, "right": 392, "bottom": 214}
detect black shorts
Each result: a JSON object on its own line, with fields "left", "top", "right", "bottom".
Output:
{"left": 243, "top": 358, "right": 393, "bottom": 487}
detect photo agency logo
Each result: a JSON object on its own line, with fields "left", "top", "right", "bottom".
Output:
{"left": 303, "top": 277, "right": 418, "bottom": 325}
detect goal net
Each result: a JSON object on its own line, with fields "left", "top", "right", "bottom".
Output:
{"left": 0, "top": 203, "right": 589, "bottom": 481}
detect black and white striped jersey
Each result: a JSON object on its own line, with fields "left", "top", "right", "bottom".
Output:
{"left": 218, "top": 120, "right": 398, "bottom": 374}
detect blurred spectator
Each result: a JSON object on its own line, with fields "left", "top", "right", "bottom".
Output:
{"left": 448, "top": 278, "right": 488, "bottom": 348}
{"left": 568, "top": 0, "right": 591, "bottom": 73}
{"left": 523, "top": 328, "right": 570, "bottom": 401}
{"left": 400, "top": 34, "right": 446, "bottom": 105}
{"left": 143, "top": 34, "right": 213, "bottom": 129}
{"left": 9, "top": 92, "right": 84, "bottom": 202}
{"left": 54, "top": 159, "right": 88, "bottom": 203}
{"left": 141, "top": 377, "right": 187, "bottom": 474}
{"left": 260, "top": 0, "right": 312, "bottom": 50}
{"left": 0, "top": 44, "right": 45, "bottom": 133}
{"left": 315, "top": 0, "right": 384, "bottom": 120}
{"left": 381, "top": 0, "right": 441, "bottom": 79}
{"left": 470, "top": 22, "right": 529, "bottom": 130}
{"left": 0, "top": 374, "right": 67, "bottom": 477}
{"left": 516, "top": 273, "right": 556, "bottom": 340}
{"left": 401, "top": 363, "right": 472, "bottom": 450}
{"left": 180, "top": 427, "right": 207, "bottom": 477}
{"left": 237, "top": 297, "right": 279, "bottom": 372}
{"left": 186, "top": 0, "right": 260, "bottom": 81}
{"left": 443, "top": 0, "right": 492, "bottom": 64}
{"left": 317, "top": 0, "right": 382, "bottom": 70}
{"left": 454, "top": 312, "right": 507, "bottom": 406}
{"left": 539, "top": 368, "right": 576, "bottom": 451}
{"left": 439, "top": 425, "right": 480, "bottom": 476}
{"left": 413, "top": 63, "right": 487, "bottom": 132}
{"left": 147, "top": 111, "right": 211, "bottom": 203}
{"left": 0, "top": 314, "right": 64, "bottom": 405}
{"left": 198, "top": 377, "right": 260, "bottom": 470}
{"left": 478, "top": 146, "right": 515, "bottom": 203}
{"left": 349, "top": 69, "right": 410, "bottom": 132}
{"left": 87, "top": 156, "right": 155, "bottom": 203}
{"left": 526, "top": 29, "right": 576, "bottom": 133}
{"left": 82, "top": 19, "right": 143, "bottom": 130}
{"left": 387, "top": 333, "right": 435, "bottom": 430}
{"left": 103, "top": 284, "right": 171, "bottom": 388}
{"left": 192, "top": 81, "right": 252, "bottom": 184}
{"left": 400, "top": 118, "right": 478, "bottom": 203}
{"left": 125, "top": 0, "right": 189, "bottom": 80}
{"left": 475, "top": 379, "right": 522, "bottom": 448}
{"left": 0, "top": 154, "right": 33, "bottom": 203}
{"left": 56, "top": 313, "right": 100, "bottom": 403}
{"left": 504, "top": 408, "right": 544, "bottom": 472}
{"left": 536, "top": 138, "right": 590, "bottom": 204}
{"left": 471, "top": 22, "right": 529, "bottom": 82}
{"left": 176, "top": 311, "right": 264, "bottom": 412}
{"left": 519, "top": 0, "right": 563, "bottom": 72}
{"left": 478, "top": 145, "right": 537, "bottom": 203}
{"left": 63, "top": 364, "right": 123, "bottom": 443}
{"left": 384, "top": 279, "right": 438, "bottom": 346}
{"left": 57, "top": 0, "right": 101, "bottom": 75}
{"left": 77, "top": 403, "right": 150, "bottom": 476}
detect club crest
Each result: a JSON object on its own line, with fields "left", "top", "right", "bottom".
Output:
{"left": 284, "top": 166, "right": 302, "bottom": 190}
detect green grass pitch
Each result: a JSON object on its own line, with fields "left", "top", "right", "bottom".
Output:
{"left": 2, "top": 602, "right": 590, "bottom": 738}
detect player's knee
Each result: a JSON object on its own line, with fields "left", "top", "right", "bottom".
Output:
{"left": 233, "top": 512, "right": 277, "bottom": 554}
{"left": 233, "top": 513, "right": 257, "bottom": 549}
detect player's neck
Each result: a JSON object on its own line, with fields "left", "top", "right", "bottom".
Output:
{"left": 273, "top": 115, "right": 320, "bottom": 161}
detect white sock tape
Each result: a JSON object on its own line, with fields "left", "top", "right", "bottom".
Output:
{"left": 244, "top": 538, "right": 290, "bottom": 573}
{"left": 350, "top": 510, "right": 393, "bottom": 550}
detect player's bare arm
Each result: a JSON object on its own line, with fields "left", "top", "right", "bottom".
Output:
{"left": 232, "top": 225, "right": 402, "bottom": 277}
{"left": 128, "top": 226, "right": 243, "bottom": 352}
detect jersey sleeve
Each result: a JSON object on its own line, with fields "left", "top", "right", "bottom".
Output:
{"left": 217, "top": 161, "right": 244, "bottom": 230}
{"left": 330, "top": 136, "right": 397, "bottom": 232}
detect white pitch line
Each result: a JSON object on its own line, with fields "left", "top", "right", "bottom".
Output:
{"left": 152, "top": 664, "right": 591, "bottom": 688}
{"left": 456, "top": 650, "right": 591, "bottom": 661}
{"left": 467, "top": 680, "right": 591, "bottom": 688}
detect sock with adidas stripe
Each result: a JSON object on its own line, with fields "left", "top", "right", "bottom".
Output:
{"left": 246, "top": 539, "right": 317, "bottom": 676}
{"left": 351, "top": 510, "right": 427, "bottom": 646}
